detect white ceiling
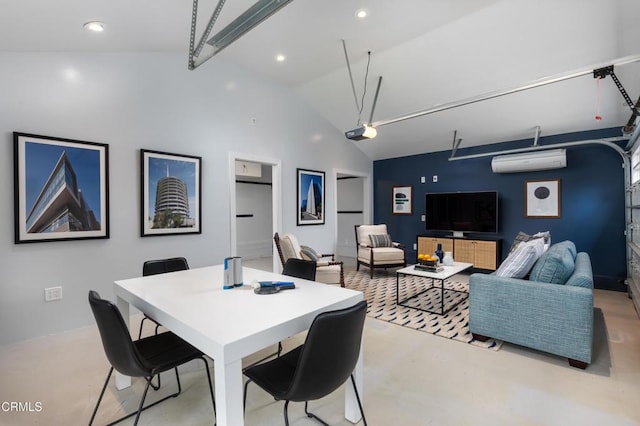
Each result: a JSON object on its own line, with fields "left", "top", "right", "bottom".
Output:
{"left": 1, "top": 0, "right": 639, "bottom": 160}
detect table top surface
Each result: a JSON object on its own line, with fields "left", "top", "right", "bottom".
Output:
{"left": 396, "top": 262, "right": 473, "bottom": 280}
{"left": 114, "top": 265, "right": 363, "bottom": 361}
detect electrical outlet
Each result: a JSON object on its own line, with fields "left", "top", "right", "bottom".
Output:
{"left": 433, "top": 175, "right": 438, "bottom": 182}
{"left": 420, "top": 176, "right": 425, "bottom": 183}
{"left": 421, "top": 214, "right": 426, "bottom": 222}
{"left": 413, "top": 243, "right": 417, "bottom": 250}
{"left": 44, "top": 286, "right": 62, "bottom": 302}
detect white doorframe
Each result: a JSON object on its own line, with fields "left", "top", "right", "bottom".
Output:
{"left": 332, "top": 168, "right": 372, "bottom": 255}
{"left": 229, "top": 153, "right": 282, "bottom": 273}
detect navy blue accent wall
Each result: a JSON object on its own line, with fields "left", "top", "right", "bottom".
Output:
{"left": 374, "top": 127, "right": 627, "bottom": 289}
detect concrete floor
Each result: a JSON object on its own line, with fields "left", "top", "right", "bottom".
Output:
{"left": 1, "top": 257, "right": 639, "bottom": 425}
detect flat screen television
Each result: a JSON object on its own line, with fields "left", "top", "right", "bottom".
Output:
{"left": 425, "top": 191, "right": 498, "bottom": 235}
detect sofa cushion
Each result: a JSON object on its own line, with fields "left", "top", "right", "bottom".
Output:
{"left": 357, "top": 224, "right": 388, "bottom": 247}
{"left": 529, "top": 240, "right": 576, "bottom": 284}
{"left": 495, "top": 238, "right": 544, "bottom": 279}
{"left": 564, "top": 252, "right": 594, "bottom": 289}
{"left": 369, "top": 234, "right": 392, "bottom": 248}
{"left": 280, "top": 233, "right": 302, "bottom": 260}
{"left": 358, "top": 246, "right": 404, "bottom": 264}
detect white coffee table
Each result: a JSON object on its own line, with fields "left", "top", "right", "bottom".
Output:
{"left": 396, "top": 262, "right": 473, "bottom": 315}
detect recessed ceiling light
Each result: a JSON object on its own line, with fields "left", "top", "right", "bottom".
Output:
{"left": 83, "top": 21, "right": 104, "bottom": 32}
{"left": 355, "top": 9, "right": 368, "bottom": 19}
{"left": 275, "top": 54, "right": 286, "bottom": 62}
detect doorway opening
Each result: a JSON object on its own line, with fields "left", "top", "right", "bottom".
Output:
{"left": 229, "top": 153, "right": 282, "bottom": 272}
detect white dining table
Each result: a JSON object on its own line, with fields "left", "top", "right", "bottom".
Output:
{"left": 113, "top": 265, "right": 365, "bottom": 426}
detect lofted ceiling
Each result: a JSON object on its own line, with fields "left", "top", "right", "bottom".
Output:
{"left": 1, "top": 0, "right": 639, "bottom": 160}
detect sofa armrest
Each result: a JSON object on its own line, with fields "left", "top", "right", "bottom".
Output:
{"left": 469, "top": 273, "right": 593, "bottom": 363}
{"left": 391, "top": 242, "right": 405, "bottom": 249}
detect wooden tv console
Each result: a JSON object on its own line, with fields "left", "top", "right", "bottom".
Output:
{"left": 417, "top": 235, "right": 502, "bottom": 271}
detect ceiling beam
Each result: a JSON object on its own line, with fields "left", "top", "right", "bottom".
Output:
{"left": 371, "top": 54, "right": 640, "bottom": 129}
{"left": 189, "top": 0, "right": 295, "bottom": 70}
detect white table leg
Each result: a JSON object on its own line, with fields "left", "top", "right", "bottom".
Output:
{"left": 345, "top": 343, "right": 364, "bottom": 423}
{"left": 115, "top": 295, "right": 132, "bottom": 390}
{"left": 215, "top": 358, "right": 244, "bottom": 426}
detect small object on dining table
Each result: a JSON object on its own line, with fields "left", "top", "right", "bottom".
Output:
{"left": 251, "top": 280, "right": 296, "bottom": 290}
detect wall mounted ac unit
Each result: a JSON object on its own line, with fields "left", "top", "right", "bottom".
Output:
{"left": 491, "top": 149, "right": 567, "bottom": 173}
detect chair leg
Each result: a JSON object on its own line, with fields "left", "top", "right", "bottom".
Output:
{"left": 304, "top": 401, "right": 330, "bottom": 426}
{"left": 350, "top": 374, "right": 368, "bottom": 426}
{"left": 138, "top": 317, "right": 147, "bottom": 339}
{"left": 133, "top": 379, "right": 153, "bottom": 426}
{"left": 243, "top": 379, "right": 251, "bottom": 413}
{"left": 200, "top": 357, "right": 216, "bottom": 415}
{"left": 89, "top": 367, "right": 114, "bottom": 425}
{"left": 149, "top": 373, "right": 161, "bottom": 391}
{"left": 284, "top": 400, "right": 290, "bottom": 426}
{"left": 90, "top": 370, "right": 182, "bottom": 426}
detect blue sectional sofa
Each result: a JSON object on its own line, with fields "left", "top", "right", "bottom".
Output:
{"left": 469, "top": 241, "right": 594, "bottom": 369}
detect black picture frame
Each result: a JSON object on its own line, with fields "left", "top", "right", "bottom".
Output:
{"left": 141, "top": 149, "right": 202, "bottom": 236}
{"left": 297, "top": 168, "right": 325, "bottom": 226}
{"left": 13, "top": 132, "right": 110, "bottom": 243}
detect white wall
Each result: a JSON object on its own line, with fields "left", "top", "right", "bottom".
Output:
{"left": 0, "top": 52, "right": 372, "bottom": 345}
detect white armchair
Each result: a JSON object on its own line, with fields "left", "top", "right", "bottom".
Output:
{"left": 274, "top": 233, "right": 344, "bottom": 286}
{"left": 355, "top": 224, "right": 406, "bottom": 278}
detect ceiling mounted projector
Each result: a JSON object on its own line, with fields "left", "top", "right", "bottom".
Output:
{"left": 345, "top": 125, "right": 377, "bottom": 141}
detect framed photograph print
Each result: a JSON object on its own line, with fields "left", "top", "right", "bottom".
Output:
{"left": 13, "top": 132, "right": 109, "bottom": 244}
{"left": 392, "top": 185, "right": 413, "bottom": 215}
{"left": 525, "top": 179, "right": 561, "bottom": 218}
{"left": 297, "top": 168, "right": 325, "bottom": 226}
{"left": 141, "top": 149, "right": 202, "bottom": 236}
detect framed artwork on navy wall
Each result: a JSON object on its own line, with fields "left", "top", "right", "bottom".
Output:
{"left": 297, "top": 168, "right": 325, "bottom": 226}
{"left": 141, "top": 149, "right": 202, "bottom": 237}
{"left": 13, "top": 132, "right": 110, "bottom": 243}
{"left": 525, "top": 179, "right": 561, "bottom": 218}
{"left": 392, "top": 185, "right": 413, "bottom": 215}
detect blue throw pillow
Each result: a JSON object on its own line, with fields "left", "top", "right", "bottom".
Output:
{"left": 529, "top": 241, "right": 576, "bottom": 284}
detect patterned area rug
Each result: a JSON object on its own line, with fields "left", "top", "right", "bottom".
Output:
{"left": 345, "top": 269, "right": 502, "bottom": 350}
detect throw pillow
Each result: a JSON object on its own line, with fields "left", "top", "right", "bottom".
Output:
{"left": 495, "top": 238, "right": 544, "bottom": 279}
{"left": 299, "top": 245, "right": 319, "bottom": 262}
{"left": 509, "top": 231, "right": 533, "bottom": 254}
{"left": 369, "top": 234, "right": 392, "bottom": 248}
{"left": 529, "top": 240, "right": 576, "bottom": 284}
{"left": 509, "top": 231, "right": 551, "bottom": 254}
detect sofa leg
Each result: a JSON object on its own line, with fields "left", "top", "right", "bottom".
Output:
{"left": 472, "top": 333, "right": 489, "bottom": 342}
{"left": 568, "top": 359, "right": 588, "bottom": 369}
{"left": 370, "top": 267, "right": 374, "bottom": 279}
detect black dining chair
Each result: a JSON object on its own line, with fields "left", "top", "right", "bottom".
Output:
{"left": 138, "top": 257, "right": 189, "bottom": 339}
{"left": 88, "top": 290, "right": 215, "bottom": 426}
{"left": 282, "top": 258, "right": 317, "bottom": 281}
{"left": 243, "top": 300, "right": 368, "bottom": 426}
